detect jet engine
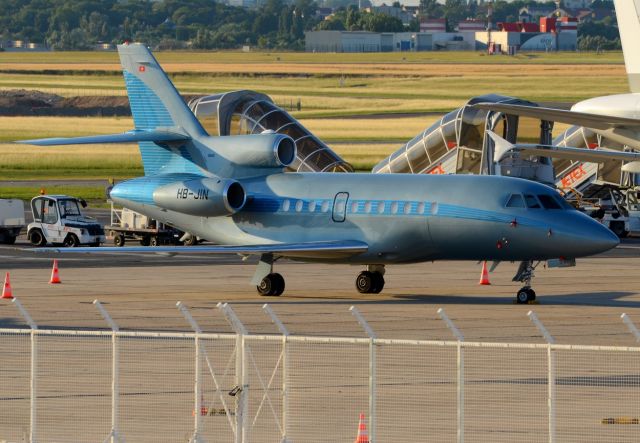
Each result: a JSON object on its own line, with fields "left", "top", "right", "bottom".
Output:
{"left": 211, "top": 133, "right": 297, "bottom": 168}
{"left": 153, "top": 177, "right": 246, "bottom": 217}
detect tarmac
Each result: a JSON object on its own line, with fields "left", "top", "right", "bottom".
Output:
{"left": 2, "top": 238, "right": 640, "bottom": 345}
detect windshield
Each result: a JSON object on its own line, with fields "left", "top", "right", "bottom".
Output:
{"left": 58, "top": 199, "right": 81, "bottom": 218}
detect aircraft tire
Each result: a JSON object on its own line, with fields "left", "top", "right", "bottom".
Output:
{"left": 516, "top": 287, "right": 534, "bottom": 304}
{"left": 257, "top": 273, "right": 285, "bottom": 296}
{"left": 371, "top": 272, "right": 385, "bottom": 294}
{"left": 356, "top": 271, "right": 375, "bottom": 294}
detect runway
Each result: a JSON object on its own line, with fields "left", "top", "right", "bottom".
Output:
{"left": 2, "top": 239, "right": 640, "bottom": 345}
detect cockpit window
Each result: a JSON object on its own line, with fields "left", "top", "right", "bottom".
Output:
{"left": 554, "top": 194, "right": 575, "bottom": 210}
{"left": 524, "top": 194, "right": 541, "bottom": 209}
{"left": 537, "top": 194, "right": 562, "bottom": 209}
{"left": 505, "top": 194, "right": 525, "bottom": 208}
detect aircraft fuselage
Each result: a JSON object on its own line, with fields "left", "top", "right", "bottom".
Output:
{"left": 111, "top": 172, "right": 618, "bottom": 264}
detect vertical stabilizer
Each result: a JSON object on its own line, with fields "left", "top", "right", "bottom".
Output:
{"left": 117, "top": 43, "right": 208, "bottom": 175}
{"left": 615, "top": 0, "right": 640, "bottom": 92}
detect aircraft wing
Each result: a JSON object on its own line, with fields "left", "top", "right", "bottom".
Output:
{"left": 487, "top": 131, "right": 640, "bottom": 164}
{"left": 473, "top": 103, "right": 640, "bottom": 131}
{"left": 27, "top": 240, "right": 369, "bottom": 259}
{"left": 16, "top": 129, "right": 191, "bottom": 146}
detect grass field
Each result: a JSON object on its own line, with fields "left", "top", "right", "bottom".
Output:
{"left": 0, "top": 50, "right": 629, "bottom": 186}
{"left": 0, "top": 50, "right": 625, "bottom": 65}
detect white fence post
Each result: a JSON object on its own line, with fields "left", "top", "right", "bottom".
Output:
{"left": 262, "top": 304, "right": 290, "bottom": 443}
{"left": 621, "top": 313, "right": 640, "bottom": 342}
{"left": 93, "top": 300, "right": 123, "bottom": 443}
{"left": 217, "top": 303, "right": 249, "bottom": 443}
{"left": 177, "top": 302, "right": 207, "bottom": 443}
{"left": 437, "top": 308, "right": 464, "bottom": 443}
{"left": 349, "top": 306, "right": 377, "bottom": 443}
{"left": 12, "top": 298, "right": 38, "bottom": 443}
{"left": 528, "top": 311, "right": 556, "bottom": 443}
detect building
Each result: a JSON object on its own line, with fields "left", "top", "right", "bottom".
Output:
{"left": 457, "top": 20, "right": 485, "bottom": 32}
{"left": 305, "top": 30, "right": 473, "bottom": 52}
{"left": 420, "top": 18, "right": 446, "bottom": 33}
{"left": 366, "top": 5, "right": 415, "bottom": 26}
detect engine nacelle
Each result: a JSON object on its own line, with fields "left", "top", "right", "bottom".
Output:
{"left": 153, "top": 177, "right": 246, "bottom": 217}
{"left": 212, "top": 133, "right": 296, "bottom": 168}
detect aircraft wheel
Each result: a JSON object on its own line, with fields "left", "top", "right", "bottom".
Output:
{"left": 150, "top": 236, "right": 159, "bottom": 247}
{"left": 516, "top": 287, "right": 534, "bottom": 304}
{"left": 114, "top": 234, "right": 125, "bottom": 247}
{"left": 356, "top": 271, "right": 374, "bottom": 294}
{"left": 63, "top": 234, "right": 80, "bottom": 248}
{"left": 371, "top": 272, "right": 385, "bottom": 294}
{"left": 257, "top": 273, "right": 285, "bottom": 296}
{"left": 29, "top": 229, "right": 46, "bottom": 247}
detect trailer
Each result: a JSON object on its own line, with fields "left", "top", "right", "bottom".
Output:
{"left": 106, "top": 204, "right": 195, "bottom": 246}
{"left": 0, "top": 199, "right": 25, "bottom": 244}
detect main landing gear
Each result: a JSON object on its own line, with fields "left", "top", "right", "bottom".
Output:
{"left": 257, "top": 273, "right": 285, "bottom": 296}
{"left": 356, "top": 265, "right": 385, "bottom": 294}
{"left": 513, "top": 260, "right": 538, "bottom": 304}
{"left": 254, "top": 254, "right": 285, "bottom": 296}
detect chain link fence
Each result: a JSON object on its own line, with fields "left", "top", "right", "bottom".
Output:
{"left": 1, "top": 300, "right": 640, "bottom": 442}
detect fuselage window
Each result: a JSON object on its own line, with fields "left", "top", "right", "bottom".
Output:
{"left": 295, "top": 200, "right": 304, "bottom": 212}
{"left": 391, "top": 202, "right": 398, "bottom": 214}
{"left": 404, "top": 202, "right": 412, "bottom": 214}
{"left": 351, "top": 201, "right": 359, "bottom": 213}
{"left": 506, "top": 194, "right": 525, "bottom": 208}
{"left": 417, "top": 202, "right": 425, "bottom": 214}
{"left": 321, "top": 201, "right": 330, "bottom": 213}
{"left": 430, "top": 202, "right": 438, "bottom": 215}
{"left": 377, "top": 202, "right": 385, "bottom": 214}
{"left": 524, "top": 194, "right": 541, "bottom": 209}
{"left": 309, "top": 201, "right": 317, "bottom": 212}
{"left": 282, "top": 199, "right": 290, "bottom": 212}
{"left": 537, "top": 194, "right": 562, "bottom": 210}
{"left": 364, "top": 201, "right": 372, "bottom": 213}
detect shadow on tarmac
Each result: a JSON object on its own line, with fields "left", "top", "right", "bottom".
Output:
{"left": 226, "top": 291, "right": 640, "bottom": 308}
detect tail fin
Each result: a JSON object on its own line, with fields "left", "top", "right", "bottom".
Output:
{"left": 117, "top": 43, "right": 208, "bottom": 175}
{"left": 615, "top": 0, "right": 640, "bottom": 93}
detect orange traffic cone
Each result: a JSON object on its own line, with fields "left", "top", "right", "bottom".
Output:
{"left": 354, "top": 413, "right": 370, "bottom": 443}
{"left": 2, "top": 272, "right": 13, "bottom": 299}
{"left": 478, "top": 261, "right": 491, "bottom": 286}
{"left": 49, "top": 260, "right": 61, "bottom": 284}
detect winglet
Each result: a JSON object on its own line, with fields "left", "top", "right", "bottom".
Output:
{"left": 486, "top": 131, "right": 516, "bottom": 163}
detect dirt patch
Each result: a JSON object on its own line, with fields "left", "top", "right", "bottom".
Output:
{"left": 0, "top": 89, "right": 201, "bottom": 116}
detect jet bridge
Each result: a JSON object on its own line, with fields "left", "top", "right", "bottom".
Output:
{"left": 372, "top": 94, "right": 556, "bottom": 186}
{"left": 189, "top": 91, "right": 353, "bottom": 173}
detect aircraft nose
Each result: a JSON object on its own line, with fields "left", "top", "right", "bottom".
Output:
{"left": 581, "top": 218, "right": 619, "bottom": 255}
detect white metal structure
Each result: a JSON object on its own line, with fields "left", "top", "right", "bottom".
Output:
{"left": 27, "top": 195, "right": 105, "bottom": 247}
{"left": 3, "top": 301, "right": 640, "bottom": 442}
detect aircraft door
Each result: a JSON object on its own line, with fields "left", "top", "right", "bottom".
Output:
{"left": 332, "top": 192, "right": 349, "bottom": 222}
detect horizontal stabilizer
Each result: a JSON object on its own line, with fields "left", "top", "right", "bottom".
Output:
{"left": 16, "top": 129, "right": 191, "bottom": 146}
{"left": 487, "top": 131, "right": 640, "bottom": 164}
{"left": 474, "top": 103, "right": 640, "bottom": 131}
{"left": 26, "top": 240, "right": 368, "bottom": 259}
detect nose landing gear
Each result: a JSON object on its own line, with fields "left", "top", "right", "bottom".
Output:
{"left": 513, "top": 260, "right": 539, "bottom": 304}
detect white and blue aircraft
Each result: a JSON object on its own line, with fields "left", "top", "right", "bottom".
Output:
{"left": 19, "top": 43, "right": 619, "bottom": 303}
